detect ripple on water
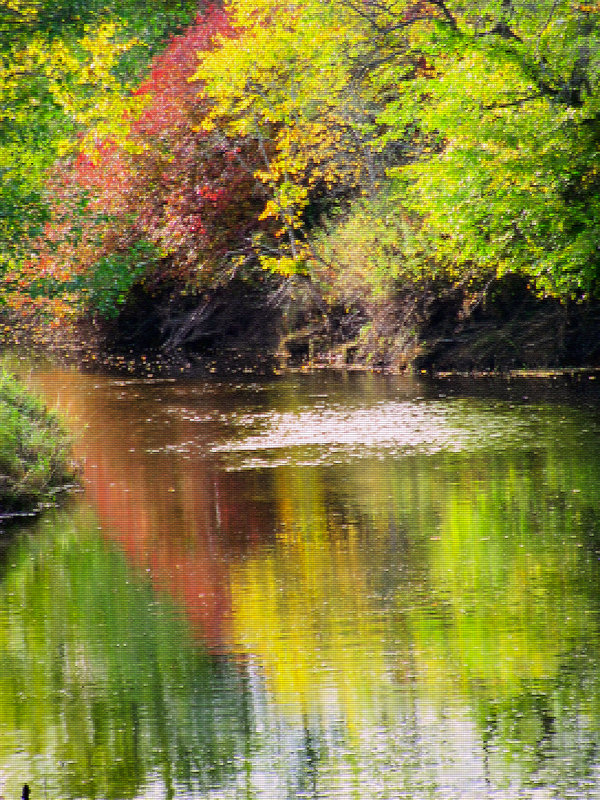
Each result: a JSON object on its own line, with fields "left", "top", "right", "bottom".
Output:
{"left": 210, "top": 399, "right": 539, "bottom": 470}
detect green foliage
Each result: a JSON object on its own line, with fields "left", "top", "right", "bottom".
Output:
{"left": 4, "top": 0, "right": 600, "bottom": 339}
{"left": 0, "top": 0, "right": 39, "bottom": 44}
{"left": 192, "top": 0, "right": 600, "bottom": 299}
{"left": 365, "top": 0, "right": 600, "bottom": 297}
{"left": 33, "top": 0, "right": 198, "bottom": 56}
{"left": 194, "top": 0, "right": 380, "bottom": 273}
{"left": 310, "top": 181, "right": 444, "bottom": 301}
{"left": 0, "top": 371, "right": 77, "bottom": 512}
{"left": 73, "top": 239, "right": 161, "bottom": 318}
{"left": 0, "top": 0, "right": 198, "bottom": 275}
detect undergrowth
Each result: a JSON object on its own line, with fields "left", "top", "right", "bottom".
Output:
{"left": 0, "top": 371, "right": 78, "bottom": 516}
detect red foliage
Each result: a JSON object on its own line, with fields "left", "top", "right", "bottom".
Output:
{"left": 12, "top": 5, "right": 273, "bottom": 321}
{"left": 134, "top": 5, "right": 233, "bottom": 132}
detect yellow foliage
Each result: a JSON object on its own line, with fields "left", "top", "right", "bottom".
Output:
{"left": 0, "top": 21, "right": 146, "bottom": 153}
{"left": 193, "top": 0, "right": 375, "bottom": 263}
{"left": 0, "top": 0, "right": 38, "bottom": 24}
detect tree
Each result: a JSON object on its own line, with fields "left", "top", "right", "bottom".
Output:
{"left": 357, "top": 0, "right": 600, "bottom": 296}
{"left": 193, "top": 0, "right": 385, "bottom": 275}
{"left": 2, "top": 6, "right": 278, "bottom": 329}
{"left": 0, "top": 0, "right": 198, "bottom": 283}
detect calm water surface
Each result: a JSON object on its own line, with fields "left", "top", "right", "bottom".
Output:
{"left": 1, "top": 362, "right": 600, "bottom": 800}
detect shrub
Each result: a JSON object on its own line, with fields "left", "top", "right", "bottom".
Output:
{"left": 0, "top": 371, "right": 78, "bottom": 515}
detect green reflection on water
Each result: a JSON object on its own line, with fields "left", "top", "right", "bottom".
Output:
{"left": 228, "top": 400, "right": 600, "bottom": 797}
{"left": 0, "top": 503, "right": 249, "bottom": 800}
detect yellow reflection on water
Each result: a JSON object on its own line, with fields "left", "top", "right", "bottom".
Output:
{"left": 228, "top": 450, "right": 600, "bottom": 733}
{"left": 230, "top": 469, "right": 391, "bottom": 731}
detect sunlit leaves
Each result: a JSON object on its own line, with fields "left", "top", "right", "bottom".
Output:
{"left": 0, "top": 18, "right": 146, "bottom": 295}
{"left": 358, "top": 0, "right": 600, "bottom": 297}
{"left": 2, "top": 21, "right": 146, "bottom": 141}
{"left": 3, "top": 7, "right": 274, "bottom": 320}
{"left": 0, "top": 0, "right": 199, "bottom": 298}
{"left": 5, "top": 0, "right": 600, "bottom": 327}
{"left": 0, "top": 0, "right": 39, "bottom": 38}
{"left": 194, "top": 0, "right": 379, "bottom": 271}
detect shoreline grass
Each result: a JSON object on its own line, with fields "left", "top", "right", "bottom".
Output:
{"left": 0, "top": 370, "right": 79, "bottom": 518}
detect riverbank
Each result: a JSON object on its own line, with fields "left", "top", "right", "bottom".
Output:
{"left": 0, "top": 371, "right": 79, "bottom": 519}
{"left": 309, "top": 275, "right": 600, "bottom": 374}
{"left": 2, "top": 274, "right": 600, "bottom": 379}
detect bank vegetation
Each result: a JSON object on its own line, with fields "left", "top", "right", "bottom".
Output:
{"left": 1, "top": 1, "right": 599, "bottom": 373}
{"left": 0, "top": 372, "right": 78, "bottom": 517}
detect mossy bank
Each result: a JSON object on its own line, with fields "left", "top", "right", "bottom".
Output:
{"left": 0, "top": 371, "right": 78, "bottom": 518}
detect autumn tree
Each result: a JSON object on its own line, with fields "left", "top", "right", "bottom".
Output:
{"left": 195, "top": 0, "right": 600, "bottom": 297}
{"left": 0, "top": 0, "right": 198, "bottom": 285}
{"left": 193, "top": 0, "right": 389, "bottom": 276}
{"left": 3, "top": 5, "right": 283, "bottom": 355}
{"left": 5, "top": 0, "right": 600, "bottom": 363}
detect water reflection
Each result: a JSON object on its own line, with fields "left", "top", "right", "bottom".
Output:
{"left": 2, "top": 363, "right": 600, "bottom": 798}
{"left": 227, "top": 451, "right": 600, "bottom": 797}
{"left": 0, "top": 504, "right": 250, "bottom": 800}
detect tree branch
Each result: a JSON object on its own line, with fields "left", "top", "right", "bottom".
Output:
{"left": 427, "top": 0, "right": 458, "bottom": 31}
{"left": 482, "top": 92, "right": 545, "bottom": 110}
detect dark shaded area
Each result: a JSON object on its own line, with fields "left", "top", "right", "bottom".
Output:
{"left": 317, "top": 274, "right": 600, "bottom": 374}
{"left": 87, "top": 275, "right": 284, "bottom": 374}
{"left": 7, "top": 273, "right": 600, "bottom": 378}
{"left": 413, "top": 275, "right": 600, "bottom": 373}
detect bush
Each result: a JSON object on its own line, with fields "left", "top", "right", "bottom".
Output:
{"left": 0, "top": 371, "right": 78, "bottom": 515}
{"left": 309, "top": 181, "right": 456, "bottom": 306}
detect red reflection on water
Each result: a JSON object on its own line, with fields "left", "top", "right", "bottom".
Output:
{"left": 28, "top": 369, "right": 275, "bottom": 650}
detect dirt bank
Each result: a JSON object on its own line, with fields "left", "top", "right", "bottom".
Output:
{"left": 307, "top": 275, "right": 600, "bottom": 374}
{"left": 3, "top": 275, "right": 600, "bottom": 377}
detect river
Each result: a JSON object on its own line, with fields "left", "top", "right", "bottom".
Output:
{"left": 1, "top": 360, "right": 600, "bottom": 800}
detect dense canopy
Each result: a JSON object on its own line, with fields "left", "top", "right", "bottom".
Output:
{"left": 1, "top": 0, "right": 599, "bottom": 357}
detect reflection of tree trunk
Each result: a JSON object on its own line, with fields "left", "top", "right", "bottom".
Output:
{"left": 405, "top": 642, "right": 421, "bottom": 771}
{"left": 481, "top": 707, "right": 497, "bottom": 787}
{"left": 300, "top": 713, "right": 320, "bottom": 799}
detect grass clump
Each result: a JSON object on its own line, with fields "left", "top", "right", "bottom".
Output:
{"left": 0, "top": 371, "right": 78, "bottom": 516}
